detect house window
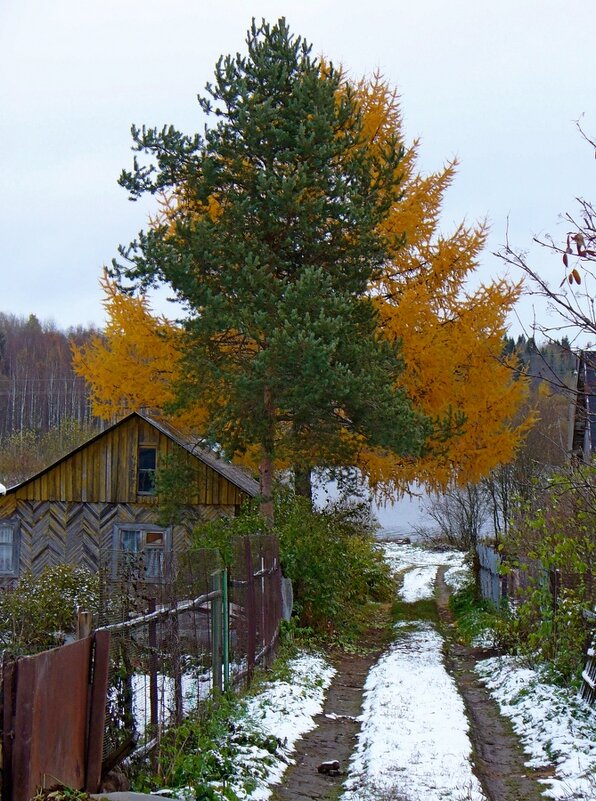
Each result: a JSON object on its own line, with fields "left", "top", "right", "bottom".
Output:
{"left": 114, "top": 524, "right": 169, "bottom": 579}
{"left": 0, "top": 521, "right": 19, "bottom": 576}
{"left": 138, "top": 447, "right": 157, "bottom": 495}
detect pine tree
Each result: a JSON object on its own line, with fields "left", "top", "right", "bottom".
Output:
{"left": 111, "top": 19, "right": 429, "bottom": 520}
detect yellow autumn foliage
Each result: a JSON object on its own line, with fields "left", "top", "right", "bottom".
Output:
{"left": 71, "top": 272, "right": 207, "bottom": 432}
{"left": 351, "top": 75, "right": 531, "bottom": 495}
{"left": 74, "top": 73, "right": 532, "bottom": 494}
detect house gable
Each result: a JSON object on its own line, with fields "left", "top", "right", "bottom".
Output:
{"left": 0, "top": 412, "right": 258, "bottom": 508}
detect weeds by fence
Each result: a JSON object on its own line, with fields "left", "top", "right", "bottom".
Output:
{"left": 476, "top": 543, "right": 595, "bottom": 701}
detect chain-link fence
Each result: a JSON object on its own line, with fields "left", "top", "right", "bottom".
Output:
{"left": 96, "top": 535, "right": 282, "bottom": 775}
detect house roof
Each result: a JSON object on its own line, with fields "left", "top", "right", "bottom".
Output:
{"left": 3, "top": 411, "right": 260, "bottom": 498}
{"left": 137, "top": 411, "right": 260, "bottom": 498}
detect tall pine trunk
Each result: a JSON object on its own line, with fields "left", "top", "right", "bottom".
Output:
{"left": 259, "top": 385, "right": 275, "bottom": 526}
{"left": 294, "top": 464, "right": 313, "bottom": 505}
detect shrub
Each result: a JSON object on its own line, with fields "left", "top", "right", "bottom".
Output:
{"left": 500, "top": 467, "right": 595, "bottom": 683}
{"left": 0, "top": 563, "right": 99, "bottom": 656}
{"left": 192, "top": 490, "right": 393, "bottom": 640}
{"left": 133, "top": 693, "right": 280, "bottom": 799}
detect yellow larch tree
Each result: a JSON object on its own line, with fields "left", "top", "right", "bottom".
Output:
{"left": 353, "top": 75, "right": 531, "bottom": 497}
{"left": 71, "top": 272, "right": 208, "bottom": 432}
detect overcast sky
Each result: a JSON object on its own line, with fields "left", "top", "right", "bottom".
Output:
{"left": 1, "top": 0, "right": 595, "bottom": 336}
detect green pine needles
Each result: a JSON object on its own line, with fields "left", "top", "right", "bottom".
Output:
{"left": 113, "top": 18, "right": 430, "bottom": 520}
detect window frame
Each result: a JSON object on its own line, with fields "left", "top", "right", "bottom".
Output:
{"left": 137, "top": 446, "right": 158, "bottom": 496}
{"left": 0, "top": 519, "right": 20, "bottom": 578}
{"left": 112, "top": 523, "right": 171, "bottom": 581}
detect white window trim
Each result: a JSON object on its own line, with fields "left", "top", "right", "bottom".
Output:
{"left": 112, "top": 523, "right": 171, "bottom": 581}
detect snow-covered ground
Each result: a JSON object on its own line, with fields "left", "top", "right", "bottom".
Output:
{"left": 381, "top": 541, "right": 469, "bottom": 597}
{"left": 342, "top": 545, "right": 486, "bottom": 801}
{"left": 150, "top": 543, "right": 594, "bottom": 801}
{"left": 240, "top": 654, "right": 336, "bottom": 799}
{"left": 154, "top": 653, "right": 335, "bottom": 801}
{"left": 476, "top": 656, "right": 596, "bottom": 800}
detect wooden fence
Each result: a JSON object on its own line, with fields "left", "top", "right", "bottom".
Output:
{"left": 96, "top": 534, "right": 283, "bottom": 778}
{"left": 0, "top": 535, "right": 283, "bottom": 795}
{"left": 580, "top": 610, "right": 596, "bottom": 706}
{"left": 476, "top": 543, "right": 595, "bottom": 706}
{"left": 477, "top": 543, "right": 505, "bottom": 606}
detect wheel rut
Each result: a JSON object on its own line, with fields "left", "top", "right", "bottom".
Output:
{"left": 436, "top": 566, "right": 548, "bottom": 801}
{"left": 269, "top": 635, "right": 386, "bottom": 801}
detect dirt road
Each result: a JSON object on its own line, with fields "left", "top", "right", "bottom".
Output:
{"left": 270, "top": 567, "right": 548, "bottom": 801}
{"left": 436, "top": 567, "right": 547, "bottom": 801}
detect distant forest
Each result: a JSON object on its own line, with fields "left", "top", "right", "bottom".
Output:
{"left": 503, "top": 334, "right": 577, "bottom": 391}
{"left": 0, "top": 313, "right": 101, "bottom": 486}
{"left": 0, "top": 313, "right": 580, "bottom": 487}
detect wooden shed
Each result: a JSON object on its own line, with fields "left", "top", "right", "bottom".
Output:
{"left": 0, "top": 411, "right": 259, "bottom": 582}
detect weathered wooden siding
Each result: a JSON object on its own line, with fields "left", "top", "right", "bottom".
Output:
{"left": 7, "top": 416, "right": 247, "bottom": 507}
{"left": 0, "top": 499, "right": 236, "bottom": 578}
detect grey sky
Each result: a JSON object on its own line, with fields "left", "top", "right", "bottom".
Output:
{"left": 1, "top": 0, "right": 594, "bottom": 334}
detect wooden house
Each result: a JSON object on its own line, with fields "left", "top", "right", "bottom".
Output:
{"left": 0, "top": 411, "right": 259, "bottom": 583}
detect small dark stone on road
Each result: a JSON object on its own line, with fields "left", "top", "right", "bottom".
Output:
{"left": 317, "top": 760, "right": 340, "bottom": 775}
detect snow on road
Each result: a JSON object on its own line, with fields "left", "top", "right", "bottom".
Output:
{"left": 342, "top": 621, "right": 486, "bottom": 801}
{"left": 381, "top": 541, "right": 469, "bottom": 598}
{"left": 342, "top": 544, "right": 486, "bottom": 801}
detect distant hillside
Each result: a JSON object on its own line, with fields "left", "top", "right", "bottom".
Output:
{"left": 0, "top": 312, "right": 100, "bottom": 436}
{"left": 504, "top": 334, "right": 576, "bottom": 391}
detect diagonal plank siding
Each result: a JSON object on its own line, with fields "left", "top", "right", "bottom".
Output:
{"left": 0, "top": 414, "right": 254, "bottom": 581}
{"left": 10, "top": 499, "right": 236, "bottom": 577}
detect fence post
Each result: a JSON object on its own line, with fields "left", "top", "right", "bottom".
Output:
{"left": 85, "top": 630, "right": 111, "bottom": 793}
{"left": 76, "top": 608, "right": 93, "bottom": 640}
{"left": 211, "top": 571, "right": 223, "bottom": 693}
{"left": 245, "top": 537, "right": 256, "bottom": 681}
{"left": 148, "top": 598, "right": 158, "bottom": 731}
{"left": 222, "top": 568, "right": 230, "bottom": 692}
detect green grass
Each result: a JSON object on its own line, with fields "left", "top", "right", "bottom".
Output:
{"left": 449, "top": 583, "right": 503, "bottom": 645}
{"left": 391, "top": 597, "right": 440, "bottom": 626}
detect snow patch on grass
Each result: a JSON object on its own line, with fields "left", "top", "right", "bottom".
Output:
{"left": 476, "top": 656, "right": 596, "bottom": 801}
{"left": 241, "top": 652, "right": 336, "bottom": 799}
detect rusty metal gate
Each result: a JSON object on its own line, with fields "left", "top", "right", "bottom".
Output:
{"left": 1, "top": 630, "right": 110, "bottom": 801}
